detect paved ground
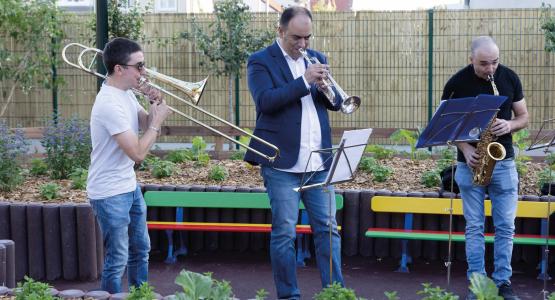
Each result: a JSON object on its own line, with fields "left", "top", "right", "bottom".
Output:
{"left": 47, "top": 250, "right": 554, "bottom": 300}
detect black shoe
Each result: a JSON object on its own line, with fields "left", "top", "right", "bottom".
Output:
{"left": 498, "top": 283, "right": 520, "bottom": 300}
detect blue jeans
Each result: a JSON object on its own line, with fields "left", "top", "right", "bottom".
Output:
{"left": 90, "top": 185, "right": 150, "bottom": 293}
{"left": 455, "top": 159, "right": 518, "bottom": 286}
{"left": 261, "top": 166, "right": 344, "bottom": 300}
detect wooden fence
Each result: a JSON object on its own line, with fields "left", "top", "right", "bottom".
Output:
{"left": 2, "top": 9, "right": 555, "bottom": 140}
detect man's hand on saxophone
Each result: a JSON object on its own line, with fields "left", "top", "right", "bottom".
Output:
{"left": 489, "top": 118, "right": 512, "bottom": 136}
{"left": 456, "top": 142, "right": 479, "bottom": 169}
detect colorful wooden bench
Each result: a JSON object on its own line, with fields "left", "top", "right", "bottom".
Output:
{"left": 365, "top": 196, "right": 555, "bottom": 276}
{"left": 145, "top": 191, "right": 344, "bottom": 263}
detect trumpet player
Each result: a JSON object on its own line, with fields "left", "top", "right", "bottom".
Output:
{"left": 441, "top": 36, "right": 528, "bottom": 300}
{"left": 87, "top": 37, "right": 171, "bottom": 294}
{"left": 245, "top": 6, "right": 344, "bottom": 300}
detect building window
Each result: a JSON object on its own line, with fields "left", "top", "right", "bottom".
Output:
{"left": 156, "top": 0, "right": 177, "bottom": 12}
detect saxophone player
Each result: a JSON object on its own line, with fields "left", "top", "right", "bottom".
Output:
{"left": 441, "top": 36, "right": 529, "bottom": 300}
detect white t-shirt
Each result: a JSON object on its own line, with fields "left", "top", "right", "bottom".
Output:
{"left": 87, "top": 83, "right": 141, "bottom": 199}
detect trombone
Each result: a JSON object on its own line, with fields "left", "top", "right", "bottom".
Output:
{"left": 62, "top": 42, "right": 279, "bottom": 162}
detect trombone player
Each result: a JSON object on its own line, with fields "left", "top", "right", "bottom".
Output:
{"left": 245, "top": 6, "right": 344, "bottom": 300}
{"left": 87, "top": 37, "right": 171, "bottom": 293}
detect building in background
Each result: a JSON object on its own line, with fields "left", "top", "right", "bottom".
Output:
{"left": 56, "top": 0, "right": 555, "bottom": 13}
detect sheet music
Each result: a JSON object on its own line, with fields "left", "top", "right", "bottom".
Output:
{"left": 326, "top": 128, "right": 373, "bottom": 183}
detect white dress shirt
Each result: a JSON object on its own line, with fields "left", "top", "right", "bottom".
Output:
{"left": 276, "top": 40, "right": 324, "bottom": 173}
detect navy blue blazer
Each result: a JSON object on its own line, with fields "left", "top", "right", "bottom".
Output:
{"left": 244, "top": 41, "right": 342, "bottom": 169}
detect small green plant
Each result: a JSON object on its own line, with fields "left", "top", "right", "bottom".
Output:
{"left": 229, "top": 150, "right": 245, "bottom": 160}
{"left": 191, "top": 136, "right": 210, "bottom": 167}
{"left": 359, "top": 157, "right": 378, "bottom": 173}
{"left": 390, "top": 129, "right": 419, "bottom": 160}
{"left": 415, "top": 149, "right": 432, "bottom": 160}
{"left": 314, "top": 282, "right": 366, "bottom": 300}
{"left": 30, "top": 158, "right": 48, "bottom": 176}
{"left": 421, "top": 170, "right": 441, "bottom": 188}
{"left": 384, "top": 291, "right": 400, "bottom": 300}
{"left": 15, "top": 276, "right": 61, "bottom": 300}
{"left": 468, "top": 273, "right": 502, "bottom": 300}
{"left": 512, "top": 129, "right": 531, "bottom": 177}
{"left": 365, "top": 144, "right": 396, "bottom": 160}
{"left": 173, "top": 269, "right": 234, "bottom": 300}
{"left": 39, "top": 183, "right": 61, "bottom": 200}
{"left": 208, "top": 165, "right": 228, "bottom": 182}
{"left": 138, "top": 154, "right": 160, "bottom": 171}
{"left": 150, "top": 160, "right": 176, "bottom": 179}
{"left": 548, "top": 291, "right": 555, "bottom": 300}
{"left": 166, "top": 149, "right": 194, "bottom": 163}
{"left": 546, "top": 152, "right": 555, "bottom": 166}
{"left": 416, "top": 283, "right": 459, "bottom": 299}
{"left": 255, "top": 289, "right": 269, "bottom": 300}
{"left": 69, "top": 167, "right": 88, "bottom": 190}
{"left": 538, "top": 168, "right": 555, "bottom": 189}
{"left": 371, "top": 165, "right": 393, "bottom": 183}
{"left": 128, "top": 282, "right": 156, "bottom": 300}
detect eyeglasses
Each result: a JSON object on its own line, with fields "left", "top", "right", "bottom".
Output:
{"left": 120, "top": 61, "right": 145, "bottom": 71}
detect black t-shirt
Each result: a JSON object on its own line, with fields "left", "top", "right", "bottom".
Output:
{"left": 441, "top": 64, "right": 524, "bottom": 162}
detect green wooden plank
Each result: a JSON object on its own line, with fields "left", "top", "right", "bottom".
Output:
{"left": 365, "top": 230, "right": 555, "bottom": 246}
{"left": 144, "top": 191, "right": 343, "bottom": 209}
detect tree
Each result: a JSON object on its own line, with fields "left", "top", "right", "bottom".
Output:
{"left": 87, "top": 0, "right": 151, "bottom": 44}
{"left": 182, "top": 0, "right": 275, "bottom": 124}
{"left": 0, "top": 0, "right": 65, "bottom": 117}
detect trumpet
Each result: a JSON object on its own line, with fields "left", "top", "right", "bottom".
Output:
{"left": 298, "top": 48, "right": 361, "bottom": 114}
{"left": 62, "top": 42, "right": 280, "bottom": 162}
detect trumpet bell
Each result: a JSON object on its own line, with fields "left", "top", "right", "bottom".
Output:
{"left": 341, "top": 95, "right": 361, "bottom": 114}
{"left": 145, "top": 69, "right": 208, "bottom": 105}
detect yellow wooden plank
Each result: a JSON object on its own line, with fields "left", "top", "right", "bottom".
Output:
{"left": 371, "top": 196, "right": 555, "bottom": 218}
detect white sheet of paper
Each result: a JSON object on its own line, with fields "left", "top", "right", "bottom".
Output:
{"left": 326, "top": 128, "right": 373, "bottom": 184}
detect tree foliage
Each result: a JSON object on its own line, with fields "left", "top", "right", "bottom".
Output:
{"left": 87, "top": 0, "right": 151, "bottom": 44}
{"left": 183, "top": 0, "right": 275, "bottom": 78}
{"left": 0, "top": 0, "right": 65, "bottom": 116}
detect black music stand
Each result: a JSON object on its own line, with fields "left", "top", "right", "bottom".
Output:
{"left": 527, "top": 118, "right": 555, "bottom": 300}
{"left": 416, "top": 94, "right": 507, "bottom": 286}
{"left": 294, "top": 128, "right": 372, "bottom": 285}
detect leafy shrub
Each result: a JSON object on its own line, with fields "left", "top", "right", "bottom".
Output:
{"left": 128, "top": 282, "right": 156, "bottom": 300}
{"left": 436, "top": 158, "right": 453, "bottom": 173}
{"left": 416, "top": 283, "right": 459, "bottom": 300}
{"left": 166, "top": 149, "right": 194, "bottom": 163}
{"left": 39, "top": 183, "right": 61, "bottom": 200}
{"left": 421, "top": 170, "right": 441, "bottom": 188}
{"left": 365, "top": 144, "right": 396, "bottom": 160}
{"left": 468, "top": 273, "right": 502, "bottom": 300}
{"left": 208, "top": 165, "right": 228, "bottom": 182}
{"left": 437, "top": 148, "right": 456, "bottom": 161}
{"left": 42, "top": 115, "right": 91, "bottom": 179}
{"left": 371, "top": 165, "right": 393, "bottom": 183}
{"left": 172, "top": 270, "right": 234, "bottom": 300}
{"left": 16, "top": 276, "right": 60, "bottom": 300}
{"left": 151, "top": 160, "right": 176, "bottom": 178}
{"left": 30, "top": 158, "right": 48, "bottom": 176}
{"left": 359, "top": 157, "right": 378, "bottom": 173}
{"left": 0, "top": 120, "right": 27, "bottom": 191}
{"left": 69, "top": 167, "right": 88, "bottom": 190}
{"left": 512, "top": 129, "right": 531, "bottom": 177}
{"left": 390, "top": 129, "right": 418, "bottom": 160}
{"left": 138, "top": 154, "right": 160, "bottom": 171}
{"left": 546, "top": 152, "right": 555, "bottom": 167}
{"left": 314, "top": 282, "right": 366, "bottom": 300}
{"left": 515, "top": 155, "right": 532, "bottom": 178}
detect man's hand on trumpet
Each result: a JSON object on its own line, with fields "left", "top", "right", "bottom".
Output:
{"left": 304, "top": 63, "right": 330, "bottom": 90}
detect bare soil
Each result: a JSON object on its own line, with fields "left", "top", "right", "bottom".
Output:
{"left": 0, "top": 157, "right": 547, "bottom": 204}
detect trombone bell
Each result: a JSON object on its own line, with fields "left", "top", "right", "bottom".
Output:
{"left": 145, "top": 68, "right": 208, "bottom": 105}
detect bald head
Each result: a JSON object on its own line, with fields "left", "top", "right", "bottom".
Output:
{"left": 471, "top": 36, "right": 498, "bottom": 57}
{"left": 469, "top": 36, "right": 499, "bottom": 80}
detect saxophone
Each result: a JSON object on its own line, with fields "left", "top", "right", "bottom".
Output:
{"left": 472, "top": 75, "right": 507, "bottom": 186}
